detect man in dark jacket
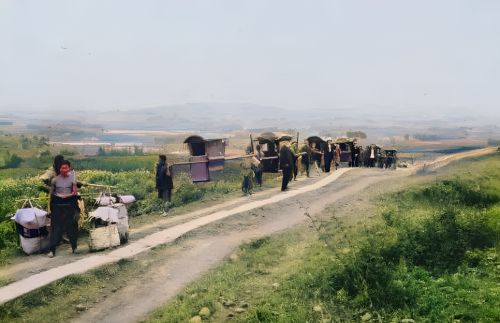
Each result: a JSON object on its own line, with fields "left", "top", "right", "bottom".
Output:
{"left": 156, "top": 155, "right": 173, "bottom": 202}
{"left": 323, "top": 139, "right": 333, "bottom": 173}
{"left": 279, "top": 143, "right": 294, "bottom": 191}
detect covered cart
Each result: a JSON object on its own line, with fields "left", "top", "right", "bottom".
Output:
{"left": 183, "top": 135, "right": 227, "bottom": 182}
{"left": 335, "top": 137, "right": 357, "bottom": 167}
{"left": 306, "top": 136, "right": 326, "bottom": 166}
{"left": 382, "top": 147, "right": 398, "bottom": 169}
{"left": 255, "top": 132, "right": 293, "bottom": 172}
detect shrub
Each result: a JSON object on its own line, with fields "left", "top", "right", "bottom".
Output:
{"left": 414, "top": 179, "right": 500, "bottom": 207}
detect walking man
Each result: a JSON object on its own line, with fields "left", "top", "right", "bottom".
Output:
{"left": 252, "top": 144, "right": 264, "bottom": 187}
{"left": 279, "top": 142, "right": 294, "bottom": 191}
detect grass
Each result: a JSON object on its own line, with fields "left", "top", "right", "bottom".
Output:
{"left": 145, "top": 153, "right": 500, "bottom": 322}
{"left": 0, "top": 259, "right": 140, "bottom": 323}
{"left": 0, "top": 154, "right": 281, "bottom": 264}
{"left": 1, "top": 149, "right": 496, "bottom": 321}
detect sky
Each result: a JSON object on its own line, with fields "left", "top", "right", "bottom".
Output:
{"left": 0, "top": 0, "right": 499, "bottom": 117}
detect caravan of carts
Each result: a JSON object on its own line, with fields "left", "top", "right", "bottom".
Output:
{"left": 175, "top": 132, "right": 399, "bottom": 183}
{"left": 10, "top": 131, "right": 397, "bottom": 256}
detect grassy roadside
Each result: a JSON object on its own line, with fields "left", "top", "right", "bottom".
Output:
{"left": 0, "top": 160, "right": 281, "bottom": 265}
{"left": 146, "top": 154, "right": 500, "bottom": 322}
{"left": 0, "top": 244, "right": 180, "bottom": 323}
{"left": 0, "top": 154, "right": 497, "bottom": 323}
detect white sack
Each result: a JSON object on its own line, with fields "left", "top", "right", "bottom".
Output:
{"left": 11, "top": 207, "right": 48, "bottom": 229}
{"left": 20, "top": 235, "right": 50, "bottom": 255}
{"left": 89, "top": 224, "right": 120, "bottom": 251}
{"left": 118, "top": 195, "right": 136, "bottom": 204}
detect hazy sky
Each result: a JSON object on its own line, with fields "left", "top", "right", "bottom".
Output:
{"left": 0, "top": 0, "right": 499, "bottom": 116}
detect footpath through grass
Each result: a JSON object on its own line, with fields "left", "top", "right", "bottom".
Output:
{"left": 147, "top": 154, "right": 500, "bottom": 322}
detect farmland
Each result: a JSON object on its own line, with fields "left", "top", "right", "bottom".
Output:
{"left": 0, "top": 133, "right": 280, "bottom": 265}
{"left": 0, "top": 130, "right": 498, "bottom": 322}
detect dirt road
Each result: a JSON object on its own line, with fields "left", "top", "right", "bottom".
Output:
{"left": 0, "top": 147, "right": 496, "bottom": 322}
{"left": 72, "top": 148, "right": 496, "bottom": 323}
{"left": 1, "top": 169, "right": 353, "bottom": 303}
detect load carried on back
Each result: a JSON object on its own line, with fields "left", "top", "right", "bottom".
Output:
{"left": 88, "top": 190, "right": 136, "bottom": 252}
{"left": 10, "top": 186, "right": 136, "bottom": 255}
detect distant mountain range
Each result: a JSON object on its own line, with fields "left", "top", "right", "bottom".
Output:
{"left": 1, "top": 103, "right": 498, "bottom": 138}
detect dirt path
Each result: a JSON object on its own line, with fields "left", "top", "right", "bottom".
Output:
{"left": 0, "top": 168, "right": 353, "bottom": 304}
{"left": 73, "top": 169, "right": 397, "bottom": 323}
{"left": 71, "top": 148, "right": 497, "bottom": 323}
{"left": 0, "top": 147, "right": 496, "bottom": 319}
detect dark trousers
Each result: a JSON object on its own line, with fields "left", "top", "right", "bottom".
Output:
{"left": 302, "top": 161, "right": 310, "bottom": 177}
{"left": 324, "top": 158, "right": 331, "bottom": 173}
{"left": 293, "top": 162, "right": 298, "bottom": 180}
{"left": 254, "top": 169, "right": 263, "bottom": 187}
{"left": 281, "top": 167, "right": 292, "bottom": 191}
{"left": 50, "top": 203, "right": 79, "bottom": 254}
{"left": 242, "top": 175, "right": 252, "bottom": 194}
{"left": 158, "top": 189, "right": 172, "bottom": 202}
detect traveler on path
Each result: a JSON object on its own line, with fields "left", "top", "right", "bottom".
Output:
{"left": 300, "top": 141, "right": 312, "bottom": 177}
{"left": 291, "top": 142, "right": 299, "bottom": 181}
{"left": 279, "top": 142, "right": 294, "bottom": 191}
{"left": 252, "top": 145, "right": 264, "bottom": 187}
{"left": 48, "top": 160, "right": 79, "bottom": 257}
{"left": 323, "top": 138, "right": 333, "bottom": 173}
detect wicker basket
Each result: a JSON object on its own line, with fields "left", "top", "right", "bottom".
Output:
{"left": 89, "top": 224, "right": 120, "bottom": 251}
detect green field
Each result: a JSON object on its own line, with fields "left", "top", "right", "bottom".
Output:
{"left": 0, "top": 134, "right": 280, "bottom": 264}
{"left": 146, "top": 154, "right": 500, "bottom": 322}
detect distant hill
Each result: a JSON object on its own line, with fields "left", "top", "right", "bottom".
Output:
{"left": 2, "top": 103, "right": 499, "bottom": 142}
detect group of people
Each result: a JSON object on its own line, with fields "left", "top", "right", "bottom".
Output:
{"left": 242, "top": 139, "right": 344, "bottom": 194}
{"left": 36, "top": 146, "right": 390, "bottom": 257}
{"left": 280, "top": 139, "right": 344, "bottom": 191}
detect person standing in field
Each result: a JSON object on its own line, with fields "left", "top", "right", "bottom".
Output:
{"left": 156, "top": 155, "right": 174, "bottom": 204}
{"left": 48, "top": 160, "right": 79, "bottom": 257}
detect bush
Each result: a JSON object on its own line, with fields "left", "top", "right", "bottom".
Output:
{"left": 2, "top": 154, "right": 23, "bottom": 169}
{"left": 415, "top": 179, "right": 500, "bottom": 207}
{"left": 326, "top": 177, "right": 500, "bottom": 311}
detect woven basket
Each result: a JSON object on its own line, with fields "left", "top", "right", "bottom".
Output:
{"left": 89, "top": 224, "right": 120, "bottom": 251}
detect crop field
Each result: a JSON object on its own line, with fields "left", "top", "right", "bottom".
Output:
{"left": 0, "top": 133, "right": 280, "bottom": 264}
